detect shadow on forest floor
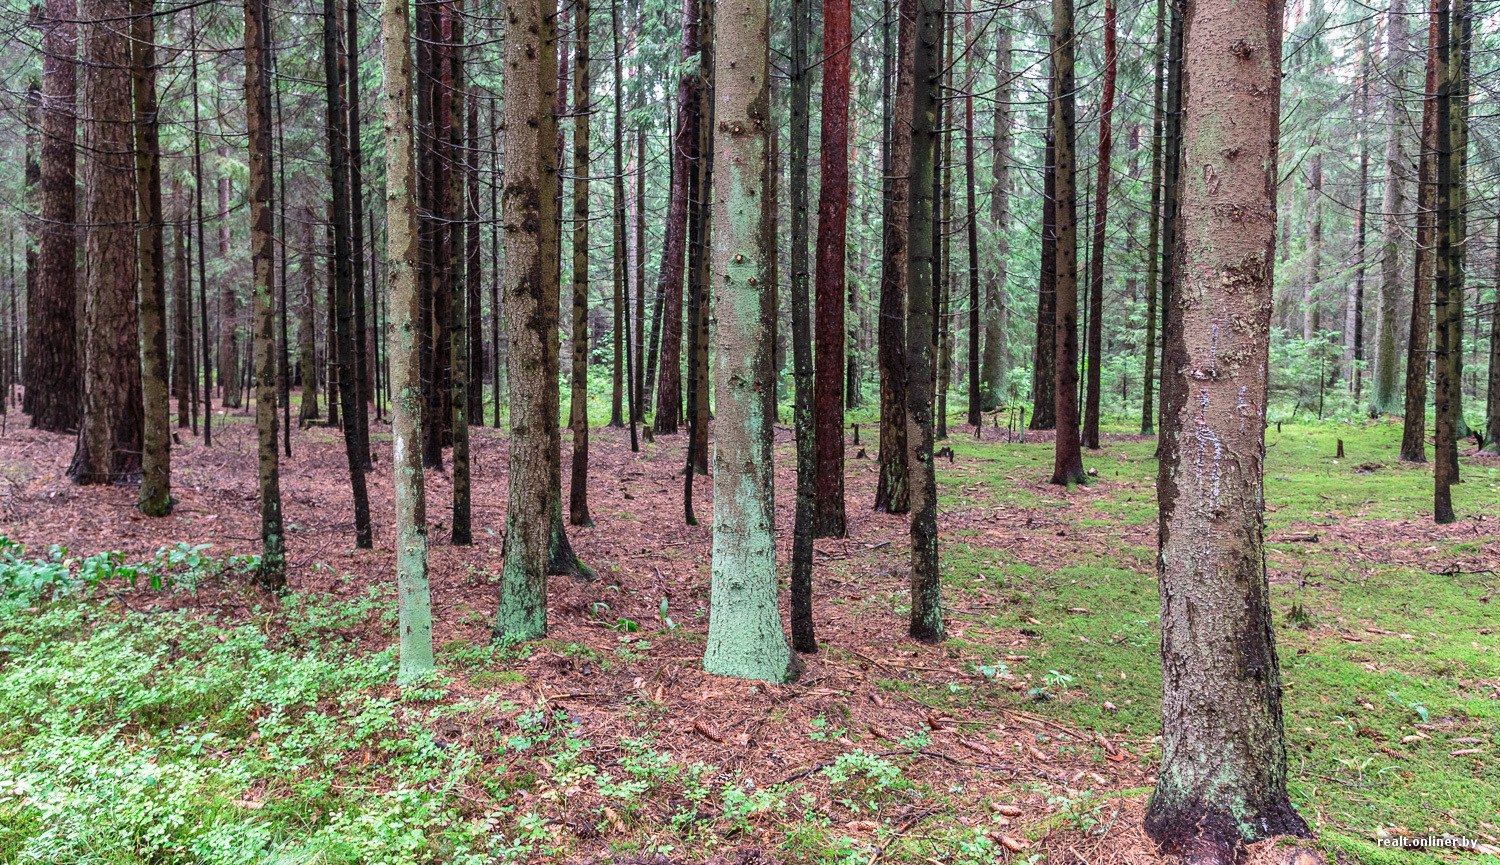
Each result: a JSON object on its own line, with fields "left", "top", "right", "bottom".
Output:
{"left": 0, "top": 403, "right": 1495, "bottom": 864}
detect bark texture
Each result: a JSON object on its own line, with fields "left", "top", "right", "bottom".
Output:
{"left": 874, "top": 0, "right": 915, "bottom": 515}
{"left": 69, "top": 0, "right": 142, "bottom": 486}
{"left": 134, "top": 0, "right": 171, "bottom": 516}
{"left": 29, "top": 0, "right": 79, "bottom": 434}
{"left": 702, "top": 0, "right": 797, "bottom": 682}
{"left": 651, "top": 0, "right": 699, "bottom": 435}
{"left": 1144, "top": 0, "right": 1311, "bottom": 855}
{"left": 813, "top": 0, "right": 852, "bottom": 538}
{"left": 247, "top": 0, "right": 286, "bottom": 585}
{"left": 381, "top": 0, "right": 435, "bottom": 681}
{"left": 906, "top": 0, "right": 944, "bottom": 645}
{"left": 1050, "top": 0, "right": 1085, "bottom": 486}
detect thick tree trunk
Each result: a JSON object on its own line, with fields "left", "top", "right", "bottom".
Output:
{"left": 1050, "top": 0, "right": 1085, "bottom": 486}
{"left": 324, "top": 0, "right": 373, "bottom": 548}
{"left": 246, "top": 0, "right": 286, "bottom": 586}
{"left": 68, "top": 0, "right": 142, "bottom": 485}
{"left": 906, "top": 0, "right": 944, "bottom": 645}
{"left": 874, "top": 0, "right": 914, "bottom": 515}
{"left": 702, "top": 0, "right": 797, "bottom": 682}
{"left": 979, "top": 23, "right": 1010, "bottom": 413}
{"left": 788, "top": 0, "right": 818, "bottom": 649}
{"left": 1082, "top": 0, "right": 1116, "bottom": 450}
{"left": 380, "top": 0, "right": 434, "bottom": 681}
{"left": 568, "top": 0, "right": 593, "bottom": 527}
{"left": 133, "top": 0, "right": 171, "bottom": 516}
{"left": 1143, "top": 0, "right": 1310, "bottom": 855}
{"left": 29, "top": 0, "right": 79, "bottom": 434}
{"left": 813, "top": 0, "right": 851, "bottom": 538}
{"left": 652, "top": 0, "right": 699, "bottom": 435}
{"left": 499, "top": 0, "right": 575, "bottom": 641}
{"left": 1401, "top": 3, "right": 1440, "bottom": 463}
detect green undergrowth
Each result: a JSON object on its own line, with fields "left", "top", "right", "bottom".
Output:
{"left": 918, "top": 419, "right": 1499, "bottom": 863}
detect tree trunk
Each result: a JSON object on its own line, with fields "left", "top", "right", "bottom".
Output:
{"left": 874, "top": 0, "right": 914, "bottom": 514}
{"left": 450, "top": 0, "right": 472, "bottom": 542}
{"left": 246, "top": 0, "right": 286, "bottom": 586}
{"left": 702, "top": 0, "right": 798, "bottom": 683}
{"left": 29, "top": 0, "right": 79, "bottom": 434}
{"left": 1143, "top": 0, "right": 1311, "bottom": 854}
{"left": 500, "top": 0, "right": 571, "bottom": 641}
{"left": 1141, "top": 0, "right": 1164, "bottom": 434}
{"left": 1401, "top": 1, "right": 1439, "bottom": 463}
{"left": 906, "top": 0, "right": 944, "bottom": 645}
{"left": 1485, "top": 214, "right": 1499, "bottom": 453}
{"left": 813, "top": 0, "right": 852, "bottom": 538}
{"left": 1349, "top": 38, "right": 1371, "bottom": 404}
{"left": 1030, "top": 105, "right": 1056, "bottom": 431}
{"left": 380, "top": 0, "right": 435, "bottom": 681}
{"left": 568, "top": 0, "right": 593, "bottom": 527}
{"left": 1433, "top": 0, "right": 1457, "bottom": 523}
{"left": 963, "top": 2, "right": 980, "bottom": 431}
{"left": 1157, "top": 0, "right": 1184, "bottom": 435}
{"left": 1303, "top": 151, "right": 1321, "bottom": 343}
{"left": 1050, "top": 0, "right": 1085, "bottom": 486}
{"left": 191, "top": 14, "right": 212, "bottom": 445}
{"left": 347, "top": 0, "right": 371, "bottom": 464}
{"left": 1083, "top": 0, "right": 1116, "bottom": 451}
{"left": 611, "top": 0, "right": 637, "bottom": 449}
{"left": 788, "top": 0, "right": 819, "bottom": 648}
{"left": 133, "top": 0, "right": 170, "bottom": 516}
{"left": 1372, "top": 0, "right": 1406, "bottom": 417}
{"left": 652, "top": 0, "right": 699, "bottom": 435}
{"left": 979, "top": 22, "right": 1010, "bottom": 413}
{"left": 324, "top": 0, "right": 373, "bottom": 548}
{"left": 174, "top": 211, "right": 192, "bottom": 429}
{"left": 297, "top": 209, "right": 320, "bottom": 424}
{"left": 68, "top": 0, "right": 142, "bottom": 485}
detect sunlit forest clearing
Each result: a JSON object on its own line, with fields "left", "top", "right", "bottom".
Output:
{"left": 2, "top": 0, "right": 1500, "bottom": 854}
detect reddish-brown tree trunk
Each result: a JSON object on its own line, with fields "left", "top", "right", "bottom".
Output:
{"left": 1083, "top": 0, "right": 1116, "bottom": 450}
{"left": 652, "top": 0, "right": 699, "bottom": 434}
{"left": 814, "top": 0, "right": 852, "bottom": 538}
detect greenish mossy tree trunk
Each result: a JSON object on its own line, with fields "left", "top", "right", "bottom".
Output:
{"left": 701, "top": 0, "right": 798, "bottom": 683}
{"left": 381, "top": 0, "right": 435, "bottom": 681}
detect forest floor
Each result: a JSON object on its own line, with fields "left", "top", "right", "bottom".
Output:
{"left": 0, "top": 403, "right": 1496, "bottom": 865}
